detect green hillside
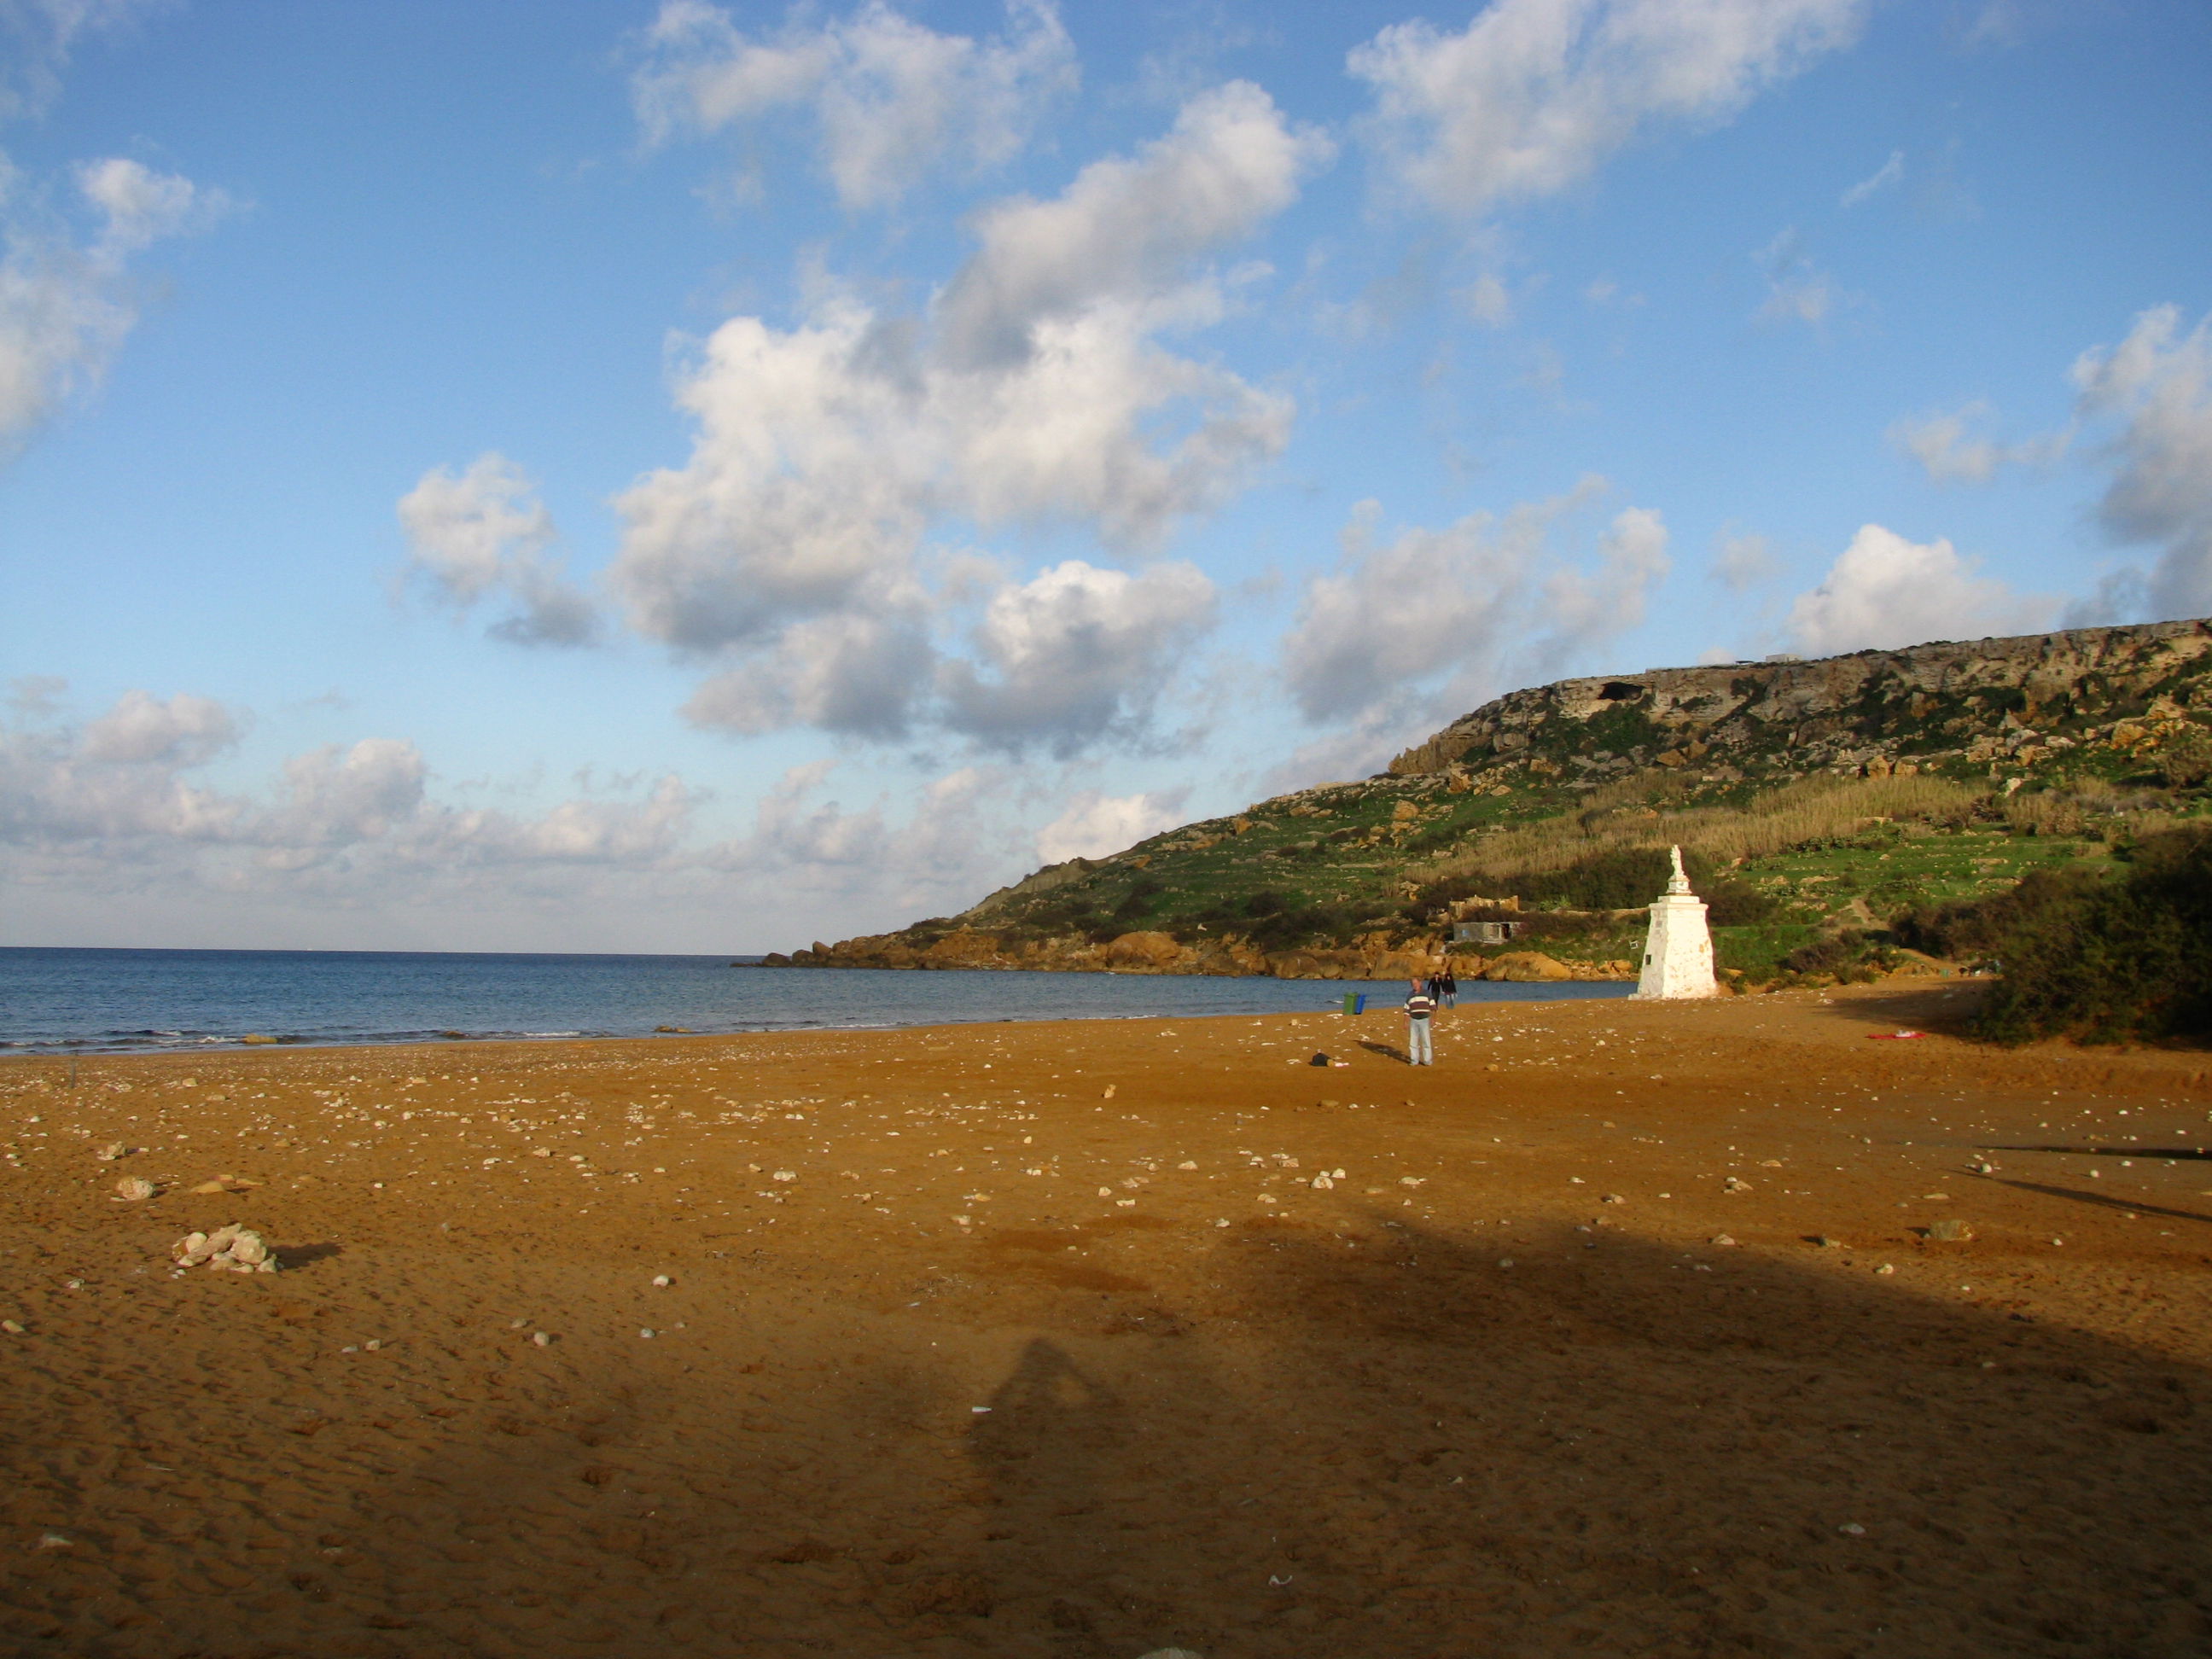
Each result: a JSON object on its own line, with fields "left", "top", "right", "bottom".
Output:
{"left": 779, "top": 619, "right": 2212, "bottom": 988}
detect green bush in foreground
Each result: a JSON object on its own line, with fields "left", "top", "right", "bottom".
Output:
{"left": 1970, "top": 825, "right": 2212, "bottom": 1046}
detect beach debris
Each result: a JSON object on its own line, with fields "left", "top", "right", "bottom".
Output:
{"left": 190, "top": 1174, "right": 263, "bottom": 1196}
{"left": 113, "top": 1176, "right": 156, "bottom": 1202}
{"left": 771, "top": 1170, "right": 796, "bottom": 1183}
{"left": 1178, "top": 1160, "right": 1198, "bottom": 1170}
{"left": 1875, "top": 1264, "right": 1895, "bottom": 1275}
{"left": 1102, "top": 1085, "right": 1116, "bottom": 1100}
{"left": 1722, "top": 1176, "right": 1752, "bottom": 1193}
{"left": 639, "top": 1329, "right": 656, "bottom": 1339}
{"left": 36, "top": 1533, "right": 69, "bottom": 1550}
{"left": 1921, "top": 1192, "right": 1951, "bottom": 1201}
{"left": 1837, "top": 1522, "right": 1867, "bottom": 1536}
{"left": 1600, "top": 1194, "right": 1625, "bottom": 1204}
{"left": 1399, "top": 1176, "right": 1424, "bottom": 1187}
{"left": 1710, "top": 1234, "right": 1738, "bottom": 1247}
{"left": 172, "top": 1225, "right": 277, "bottom": 1273}
{"left": 1098, "top": 1186, "right": 1115, "bottom": 1197}
{"left": 1, "top": 1320, "right": 24, "bottom": 1335}
{"left": 1866, "top": 1030, "right": 1923, "bottom": 1040}
{"left": 242, "top": 1033, "right": 278, "bottom": 1045}
{"left": 1758, "top": 1159, "right": 1784, "bottom": 1168}
{"left": 1814, "top": 1236, "right": 1842, "bottom": 1249}
{"left": 1927, "top": 1219, "right": 1974, "bottom": 1243}
{"left": 1308, "top": 1053, "right": 1330, "bottom": 1067}
{"left": 92, "top": 1142, "right": 131, "bottom": 1161}
{"left": 1968, "top": 1159, "right": 1996, "bottom": 1174}
{"left": 651, "top": 1274, "right": 672, "bottom": 1287}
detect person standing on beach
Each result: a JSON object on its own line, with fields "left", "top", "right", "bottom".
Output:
{"left": 1439, "top": 967, "right": 1458, "bottom": 1009}
{"left": 1405, "top": 977, "right": 1437, "bottom": 1065}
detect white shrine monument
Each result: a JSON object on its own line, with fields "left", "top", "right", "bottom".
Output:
{"left": 1633, "top": 845, "right": 1718, "bottom": 999}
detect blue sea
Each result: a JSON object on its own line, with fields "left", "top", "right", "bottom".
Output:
{"left": 0, "top": 947, "right": 1632, "bottom": 1056}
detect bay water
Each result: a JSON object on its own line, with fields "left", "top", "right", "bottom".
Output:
{"left": 0, "top": 946, "right": 1630, "bottom": 1056}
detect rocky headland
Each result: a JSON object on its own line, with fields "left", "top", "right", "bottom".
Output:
{"left": 771, "top": 619, "right": 2212, "bottom": 984}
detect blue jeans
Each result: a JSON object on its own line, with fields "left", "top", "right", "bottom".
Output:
{"left": 1407, "top": 1017, "right": 1433, "bottom": 1065}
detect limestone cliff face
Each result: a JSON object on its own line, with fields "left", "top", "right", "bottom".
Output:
{"left": 1387, "top": 619, "right": 2212, "bottom": 783}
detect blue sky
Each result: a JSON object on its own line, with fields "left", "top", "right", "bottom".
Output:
{"left": 4, "top": 0, "right": 2209, "bottom": 952}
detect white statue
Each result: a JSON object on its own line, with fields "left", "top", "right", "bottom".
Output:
{"left": 1633, "top": 843, "right": 1717, "bottom": 999}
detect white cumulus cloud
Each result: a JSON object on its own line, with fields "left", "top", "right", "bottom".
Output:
{"left": 2070, "top": 304, "right": 2212, "bottom": 618}
{"left": 1035, "top": 788, "right": 1189, "bottom": 864}
{"left": 632, "top": 0, "right": 1076, "bottom": 209}
{"left": 940, "top": 560, "right": 1218, "bottom": 754}
{"left": 1783, "top": 523, "right": 2054, "bottom": 655}
{"left": 1890, "top": 399, "right": 2069, "bottom": 485}
{"left": 1348, "top": 0, "right": 1867, "bottom": 217}
{"left": 397, "top": 454, "right": 597, "bottom": 646}
{"left": 0, "top": 156, "right": 230, "bottom": 460}
{"left": 1709, "top": 527, "right": 1777, "bottom": 590}
{"left": 1272, "top": 481, "right": 1671, "bottom": 783}
{"left": 614, "top": 82, "right": 1318, "bottom": 749}
{"left": 1, "top": 1, "right": 172, "bottom": 122}
{"left": 1839, "top": 147, "right": 1902, "bottom": 207}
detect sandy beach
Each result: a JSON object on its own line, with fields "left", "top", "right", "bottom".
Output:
{"left": 3, "top": 985, "right": 2211, "bottom": 1658}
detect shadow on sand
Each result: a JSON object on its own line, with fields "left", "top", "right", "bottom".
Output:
{"left": 36, "top": 1211, "right": 2212, "bottom": 1658}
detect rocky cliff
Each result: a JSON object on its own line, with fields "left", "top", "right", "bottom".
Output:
{"left": 1385, "top": 618, "right": 2212, "bottom": 785}
{"left": 771, "top": 619, "right": 2212, "bottom": 981}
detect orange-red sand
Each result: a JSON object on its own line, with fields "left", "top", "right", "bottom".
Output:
{"left": 3, "top": 983, "right": 2211, "bottom": 1658}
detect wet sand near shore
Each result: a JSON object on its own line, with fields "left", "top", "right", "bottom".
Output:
{"left": 3, "top": 985, "right": 2211, "bottom": 1658}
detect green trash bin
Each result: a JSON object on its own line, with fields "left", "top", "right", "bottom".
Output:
{"left": 1342, "top": 992, "right": 1367, "bottom": 1015}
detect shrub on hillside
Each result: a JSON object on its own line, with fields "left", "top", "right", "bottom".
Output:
{"left": 1889, "top": 869, "right": 2103, "bottom": 963}
{"left": 2160, "top": 728, "right": 2212, "bottom": 789}
{"left": 1410, "top": 847, "right": 1778, "bottom": 925}
{"left": 1778, "top": 929, "right": 1893, "bottom": 983}
{"left": 1970, "top": 824, "right": 2212, "bottom": 1045}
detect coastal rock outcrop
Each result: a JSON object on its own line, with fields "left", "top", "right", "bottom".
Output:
{"left": 771, "top": 618, "right": 2212, "bottom": 985}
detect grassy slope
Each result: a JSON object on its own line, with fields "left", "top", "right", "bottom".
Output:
{"left": 817, "top": 625, "right": 2212, "bottom": 983}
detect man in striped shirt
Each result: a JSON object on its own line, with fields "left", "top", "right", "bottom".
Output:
{"left": 1404, "top": 978, "right": 1437, "bottom": 1065}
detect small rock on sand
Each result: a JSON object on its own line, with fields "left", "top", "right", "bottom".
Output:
{"left": 172, "top": 1225, "right": 277, "bottom": 1273}
{"left": 1928, "top": 1219, "right": 1974, "bottom": 1242}
{"left": 114, "top": 1176, "right": 155, "bottom": 1202}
